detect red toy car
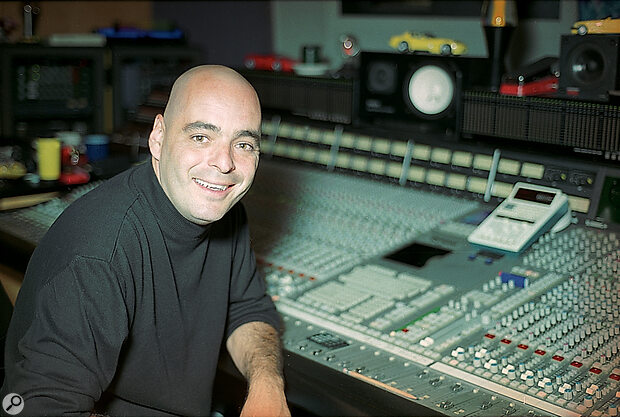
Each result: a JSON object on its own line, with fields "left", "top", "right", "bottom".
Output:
{"left": 244, "top": 54, "right": 297, "bottom": 72}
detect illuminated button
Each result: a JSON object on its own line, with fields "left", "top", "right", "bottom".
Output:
{"left": 430, "top": 147, "right": 451, "bottom": 164}
{"left": 355, "top": 135, "right": 372, "bottom": 151}
{"left": 498, "top": 158, "right": 520, "bottom": 176}
{"left": 426, "top": 169, "right": 446, "bottom": 186}
{"left": 372, "top": 138, "right": 391, "bottom": 154}
{"left": 391, "top": 141, "right": 407, "bottom": 157}
{"left": 408, "top": 166, "right": 426, "bottom": 182}
{"left": 413, "top": 144, "right": 431, "bottom": 161}
{"left": 340, "top": 133, "right": 356, "bottom": 148}
{"left": 521, "top": 162, "right": 544, "bottom": 179}
{"left": 451, "top": 151, "right": 472, "bottom": 167}
{"left": 446, "top": 173, "right": 467, "bottom": 190}
{"left": 473, "top": 154, "right": 492, "bottom": 171}
{"left": 306, "top": 128, "right": 323, "bottom": 143}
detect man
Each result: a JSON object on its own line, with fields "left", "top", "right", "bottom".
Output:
{"left": 1, "top": 66, "right": 290, "bottom": 416}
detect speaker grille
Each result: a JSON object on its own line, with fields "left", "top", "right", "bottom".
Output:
{"left": 559, "top": 34, "right": 620, "bottom": 101}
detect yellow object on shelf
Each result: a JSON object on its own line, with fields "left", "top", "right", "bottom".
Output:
{"left": 36, "top": 138, "right": 61, "bottom": 181}
{"left": 0, "top": 161, "right": 27, "bottom": 179}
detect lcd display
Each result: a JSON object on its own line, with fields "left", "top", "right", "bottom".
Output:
{"left": 514, "top": 188, "right": 555, "bottom": 205}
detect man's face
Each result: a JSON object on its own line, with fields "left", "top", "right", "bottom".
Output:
{"left": 151, "top": 77, "right": 261, "bottom": 225}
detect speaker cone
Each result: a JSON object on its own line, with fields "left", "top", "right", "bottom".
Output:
{"left": 570, "top": 48, "right": 605, "bottom": 85}
{"left": 559, "top": 34, "right": 620, "bottom": 101}
{"left": 367, "top": 61, "right": 398, "bottom": 94}
{"left": 405, "top": 65, "right": 455, "bottom": 117}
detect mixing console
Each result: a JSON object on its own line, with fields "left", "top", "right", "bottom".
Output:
{"left": 244, "top": 159, "right": 619, "bottom": 417}
{"left": 0, "top": 181, "right": 101, "bottom": 250}
{"left": 244, "top": 162, "right": 479, "bottom": 282}
{"left": 0, "top": 154, "right": 617, "bottom": 416}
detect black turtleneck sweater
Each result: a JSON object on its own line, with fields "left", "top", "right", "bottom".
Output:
{"left": 0, "top": 161, "right": 280, "bottom": 416}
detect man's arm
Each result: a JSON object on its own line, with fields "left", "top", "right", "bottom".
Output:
{"left": 226, "top": 321, "right": 290, "bottom": 417}
{"left": 1, "top": 258, "right": 129, "bottom": 416}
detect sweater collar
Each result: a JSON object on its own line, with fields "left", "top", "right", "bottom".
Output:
{"left": 137, "top": 161, "right": 211, "bottom": 241}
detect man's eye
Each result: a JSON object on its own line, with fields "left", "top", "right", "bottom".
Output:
{"left": 192, "top": 135, "right": 209, "bottom": 143}
{"left": 236, "top": 142, "right": 257, "bottom": 151}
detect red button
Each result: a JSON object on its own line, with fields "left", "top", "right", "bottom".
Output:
{"left": 552, "top": 355, "right": 564, "bottom": 362}
{"left": 590, "top": 367, "right": 602, "bottom": 374}
{"left": 570, "top": 361, "right": 583, "bottom": 368}
{"left": 517, "top": 344, "right": 528, "bottom": 350}
{"left": 534, "top": 349, "right": 546, "bottom": 356}
{"left": 501, "top": 339, "right": 512, "bottom": 344}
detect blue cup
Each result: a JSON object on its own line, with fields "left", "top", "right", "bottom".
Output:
{"left": 84, "top": 134, "right": 109, "bottom": 162}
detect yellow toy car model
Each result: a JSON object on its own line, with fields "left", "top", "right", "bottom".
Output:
{"left": 571, "top": 17, "right": 619, "bottom": 35}
{"left": 389, "top": 31, "right": 467, "bottom": 55}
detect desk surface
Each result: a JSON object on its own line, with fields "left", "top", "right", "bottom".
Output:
{"left": 0, "top": 262, "right": 21, "bottom": 307}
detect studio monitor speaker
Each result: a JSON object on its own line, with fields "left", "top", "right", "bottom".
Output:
{"left": 357, "top": 52, "right": 487, "bottom": 139}
{"left": 559, "top": 34, "right": 620, "bottom": 101}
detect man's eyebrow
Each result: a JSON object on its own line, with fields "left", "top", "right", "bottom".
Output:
{"left": 181, "top": 122, "right": 260, "bottom": 142}
{"left": 234, "top": 129, "right": 261, "bottom": 142}
{"left": 182, "top": 121, "right": 221, "bottom": 133}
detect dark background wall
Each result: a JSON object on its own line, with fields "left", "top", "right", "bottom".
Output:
{"left": 152, "top": 1, "right": 273, "bottom": 68}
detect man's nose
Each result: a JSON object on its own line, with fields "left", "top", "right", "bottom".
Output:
{"left": 207, "top": 141, "right": 235, "bottom": 174}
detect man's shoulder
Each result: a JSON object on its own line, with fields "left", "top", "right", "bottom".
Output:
{"left": 37, "top": 165, "right": 147, "bottom": 262}
{"left": 75, "top": 164, "right": 142, "bottom": 212}
{"left": 64, "top": 166, "right": 140, "bottom": 224}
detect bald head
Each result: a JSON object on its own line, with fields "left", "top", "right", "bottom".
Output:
{"left": 148, "top": 64, "right": 263, "bottom": 225}
{"left": 163, "top": 65, "right": 260, "bottom": 126}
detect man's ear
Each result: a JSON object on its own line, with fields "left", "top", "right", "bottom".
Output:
{"left": 148, "top": 114, "right": 165, "bottom": 161}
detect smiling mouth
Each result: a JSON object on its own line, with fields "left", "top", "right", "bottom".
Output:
{"left": 193, "top": 177, "right": 232, "bottom": 191}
